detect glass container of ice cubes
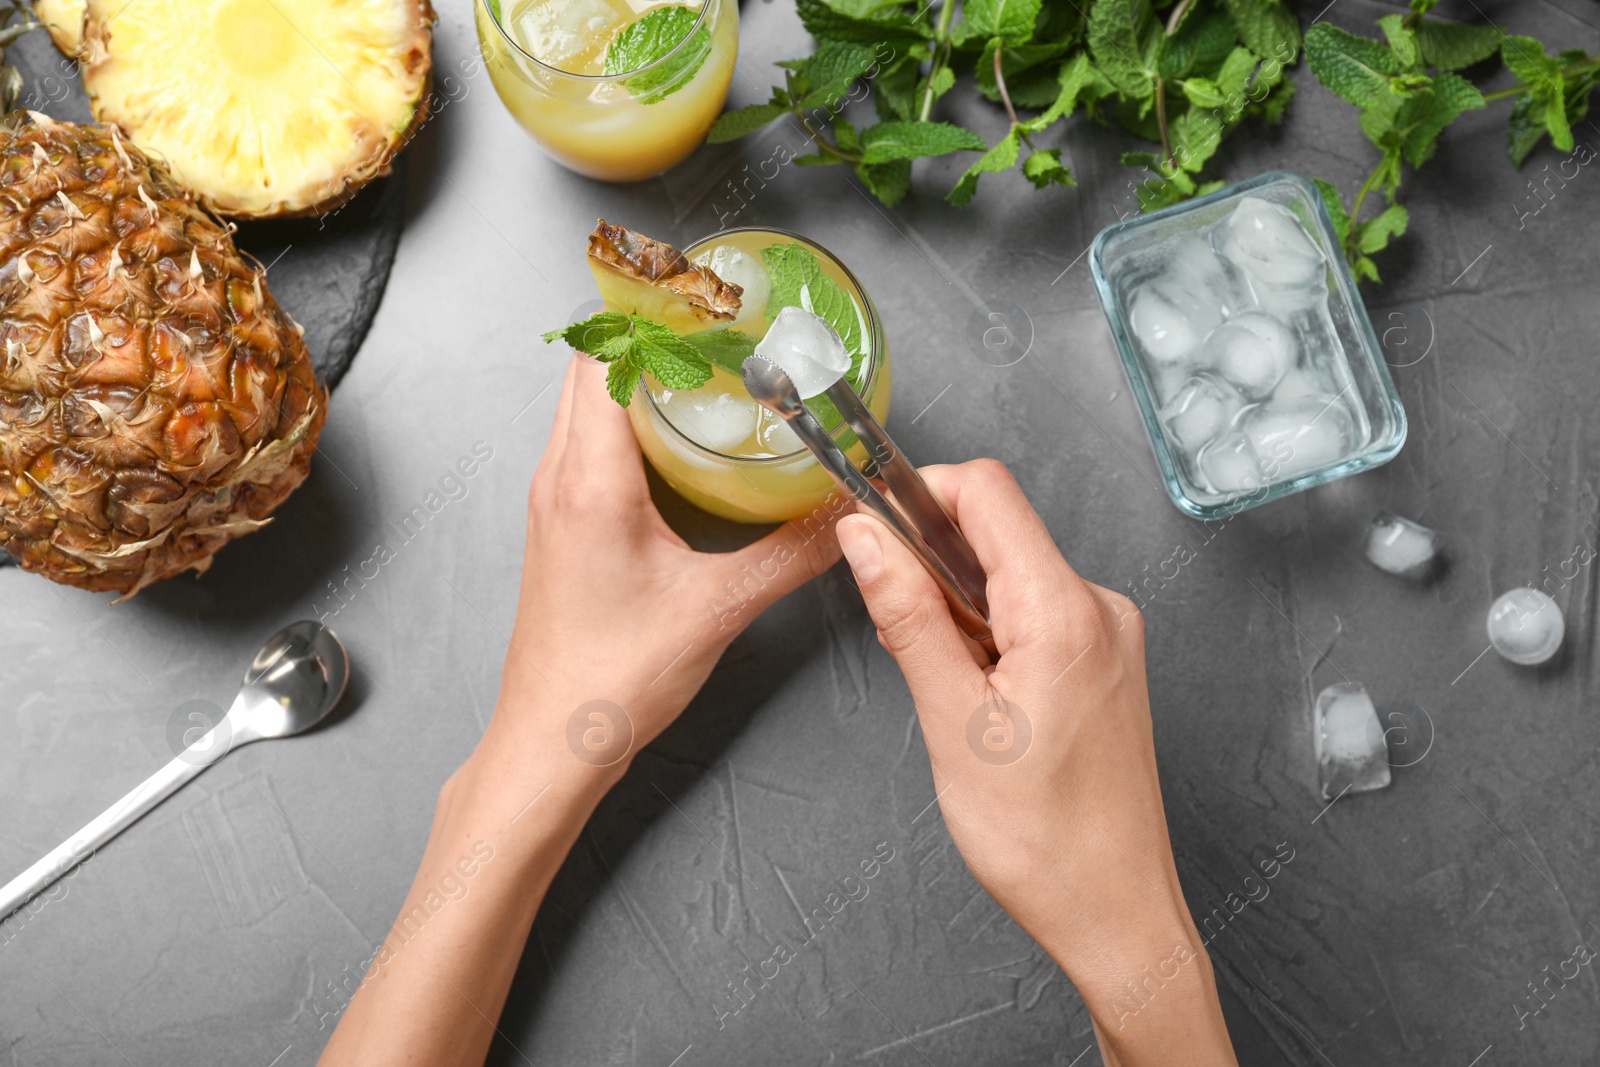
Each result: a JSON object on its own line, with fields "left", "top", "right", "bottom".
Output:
{"left": 626, "top": 228, "right": 893, "bottom": 524}
{"left": 1089, "top": 171, "right": 1406, "bottom": 518}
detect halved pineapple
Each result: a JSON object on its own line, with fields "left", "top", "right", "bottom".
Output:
{"left": 588, "top": 219, "right": 742, "bottom": 334}
{"left": 81, "top": 0, "right": 434, "bottom": 219}
{"left": 35, "top": 0, "right": 85, "bottom": 55}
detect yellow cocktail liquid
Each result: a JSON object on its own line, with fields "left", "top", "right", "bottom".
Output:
{"left": 478, "top": 0, "right": 737, "bottom": 181}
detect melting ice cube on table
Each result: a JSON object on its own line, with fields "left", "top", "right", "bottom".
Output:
{"left": 1487, "top": 588, "right": 1564, "bottom": 665}
{"left": 1364, "top": 511, "right": 1439, "bottom": 580}
{"left": 695, "top": 244, "right": 769, "bottom": 326}
{"left": 1201, "top": 311, "right": 1296, "bottom": 398}
{"left": 754, "top": 307, "right": 850, "bottom": 399}
{"left": 1160, "top": 374, "right": 1241, "bottom": 454}
{"left": 1314, "top": 682, "right": 1391, "bottom": 800}
{"left": 658, "top": 384, "right": 759, "bottom": 452}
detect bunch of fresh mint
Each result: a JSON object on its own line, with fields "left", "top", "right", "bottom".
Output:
{"left": 711, "top": 0, "right": 1599, "bottom": 282}
{"left": 1304, "top": 0, "right": 1600, "bottom": 280}
{"left": 544, "top": 242, "right": 870, "bottom": 416}
{"left": 709, "top": 0, "right": 1301, "bottom": 209}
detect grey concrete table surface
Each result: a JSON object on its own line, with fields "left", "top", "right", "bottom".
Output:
{"left": 3, "top": 0, "right": 1598, "bottom": 1064}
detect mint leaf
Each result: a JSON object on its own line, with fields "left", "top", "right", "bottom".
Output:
{"left": 1022, "top": 147, "right": 1074, "bottom": 189}
{"left": 872, "top": 54, "right": 921, "bottom": 121}
{"left": 606, "top": 359, "right": 639, "bottom": 405}
{"left": 1355, "top": 202, "right": 1408, "bottom": 254}
{"left": 856, "top": 160, "right": 912, "bottom": 204}
{"left": 1501, "top": 35, "right": 1563, "bottom": 96}
{"left": 1507, "top": 93, "right": 1547, "bottom": 165}
{"left": 543, "top": 311, "right": 631, "bottom": 353}
{"left": 1401, "top": 71, "right": 1484, "bottom": 164}
{"left": 835, "top": 116, "right": 861, "bottom": 155}
{"left": 1088, "top": 0, "right": 1156, "bottom": 99}
{"left": 1180, "top": 76, "right": 1227, "bottom": 110}
{"left": 782, "top": 40, "right": 878, "bottom": 106}
{"left": 1414, "top": 20, "right": 1501, "bottom": 71}
{"left": 632, "top": 320, "right": 711, "bottom": 387}
{"left": 604, "top": 7, "right": 711, "bottom": 104}
{"left": 948, "top": 127, "right": 1021, "bottom": 206}
{"left": 1311, "top": 177, "right": 1351, "bottom": 246}
{"left": 1259, "top": 75, "right": 1296, "bottom": 123}
{"left": 1378, "top": 14, "right": 1419, "bottom": 70}
{"left": 541, "top": 311, "right": 712, "bottom": 407}
{"left": 707, "top": 103, "right": 786, "bottom": 143}
{"left": 796, "top": 0, "right": 925, "bottom": 47}
{"left": 959, "top": 0, "right": 1042, "bottom": 47}
{"left": 922, "top": 64, "right": 956, "bottom": 105}
{"left": 858, "top": 121, "right": 986, "bottom": 163}
{"left": 760, "top": 243, "right": 868, "bottom": 379}
{"left": 1305, "top": 23, "right": 1400, "bottom": 108}
{"left": 1221, "top": 0, "right": 1299, "bottom": 64}
{"left": 1214, "top": 46, "right": 1261, "bottom": 117}
{"left": 1158, "top": 10, "right": 1237, "bottom": 81}
{"left": 1025, "top": 52, "right": 1108, "bottom": 130}
{"left": 682, "top": 327, "right": 757, "bottom": 375}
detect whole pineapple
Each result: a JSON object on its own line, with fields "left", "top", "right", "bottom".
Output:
{"left": 0, "top": 110, "right": 325, "bottom": 596}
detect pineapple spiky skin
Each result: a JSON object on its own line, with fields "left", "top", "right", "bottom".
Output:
{"left": 587, "top": 219, "right": 742, "bottom": 334}
{"left": 35, "top": 0, "right": 86, "bottom": 55}
{"left": 0, "top": 111, "right": 326, "bottom": 597}
{"left": 82, "top": 0, "right": 435, "bottom": 219}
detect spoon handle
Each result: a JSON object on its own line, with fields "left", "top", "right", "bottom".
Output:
{"left": 0, "top": 725, "right": 231, "bottom": 921}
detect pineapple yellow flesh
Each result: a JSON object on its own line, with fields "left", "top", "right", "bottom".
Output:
{"left": 586, "top": 219, "right": 741, "bottom": 335}
{"left": 83, "top": 0, "right": 433, "bottom": 218}
{"left": 35, "top": 0, "right": 86, "bottom": 55}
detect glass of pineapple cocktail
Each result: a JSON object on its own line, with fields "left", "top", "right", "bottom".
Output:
{"left": 475, "top": 0, "right": 737, "bottom": 181}
{"left": 557, "top": 223, "right": 892, "bottom": 524}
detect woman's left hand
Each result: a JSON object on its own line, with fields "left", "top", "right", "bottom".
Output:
{"left": 486, "top": 353, "right": 843, "bottom": 780}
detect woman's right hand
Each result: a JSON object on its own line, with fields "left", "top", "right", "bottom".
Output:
{"left": 835, "top": 459, "right": 1235, "bottom": 1065}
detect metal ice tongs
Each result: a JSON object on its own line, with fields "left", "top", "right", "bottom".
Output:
{"left": 742, "top": 356, "right": 995, "bottom": 656}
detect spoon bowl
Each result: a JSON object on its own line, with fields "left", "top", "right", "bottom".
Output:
{"left": 232, "top": 620, "right": 350, "bottom": 742}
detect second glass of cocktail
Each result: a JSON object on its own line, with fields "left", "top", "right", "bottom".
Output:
{"left": 476, "top": 0, "right": 737, "bottom": 181}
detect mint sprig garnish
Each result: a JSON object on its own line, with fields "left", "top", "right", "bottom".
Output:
{"left": 603, "top": 6, "right": 711, "bottom": 104}
{"left": 542, "top": 312, "right": 711, "bottom": 406}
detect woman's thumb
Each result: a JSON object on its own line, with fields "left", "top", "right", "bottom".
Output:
{"left": 837, "top": 513, "right": 984, "bottom": 711}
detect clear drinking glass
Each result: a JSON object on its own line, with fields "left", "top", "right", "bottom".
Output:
{"left": 624, "top": 229, "right": 894, "bottom": 524}
{"left": 1090, "top": 170, "right": 1407, "bottom": 519}
{"left": 475, "top": 0, "right": 738, "bottom": 181}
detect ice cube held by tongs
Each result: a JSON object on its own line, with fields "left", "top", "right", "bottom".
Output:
{"left": 742, "top": 308, "right": 994, "bottom": 655}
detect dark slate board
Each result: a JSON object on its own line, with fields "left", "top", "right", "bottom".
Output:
{"left": 0, "top": 27, "right": 404, "bottom": 564}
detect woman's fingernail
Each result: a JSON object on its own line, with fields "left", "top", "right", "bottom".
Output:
{"left": 837, "top": 519, "right": 883, "bottom": 582}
